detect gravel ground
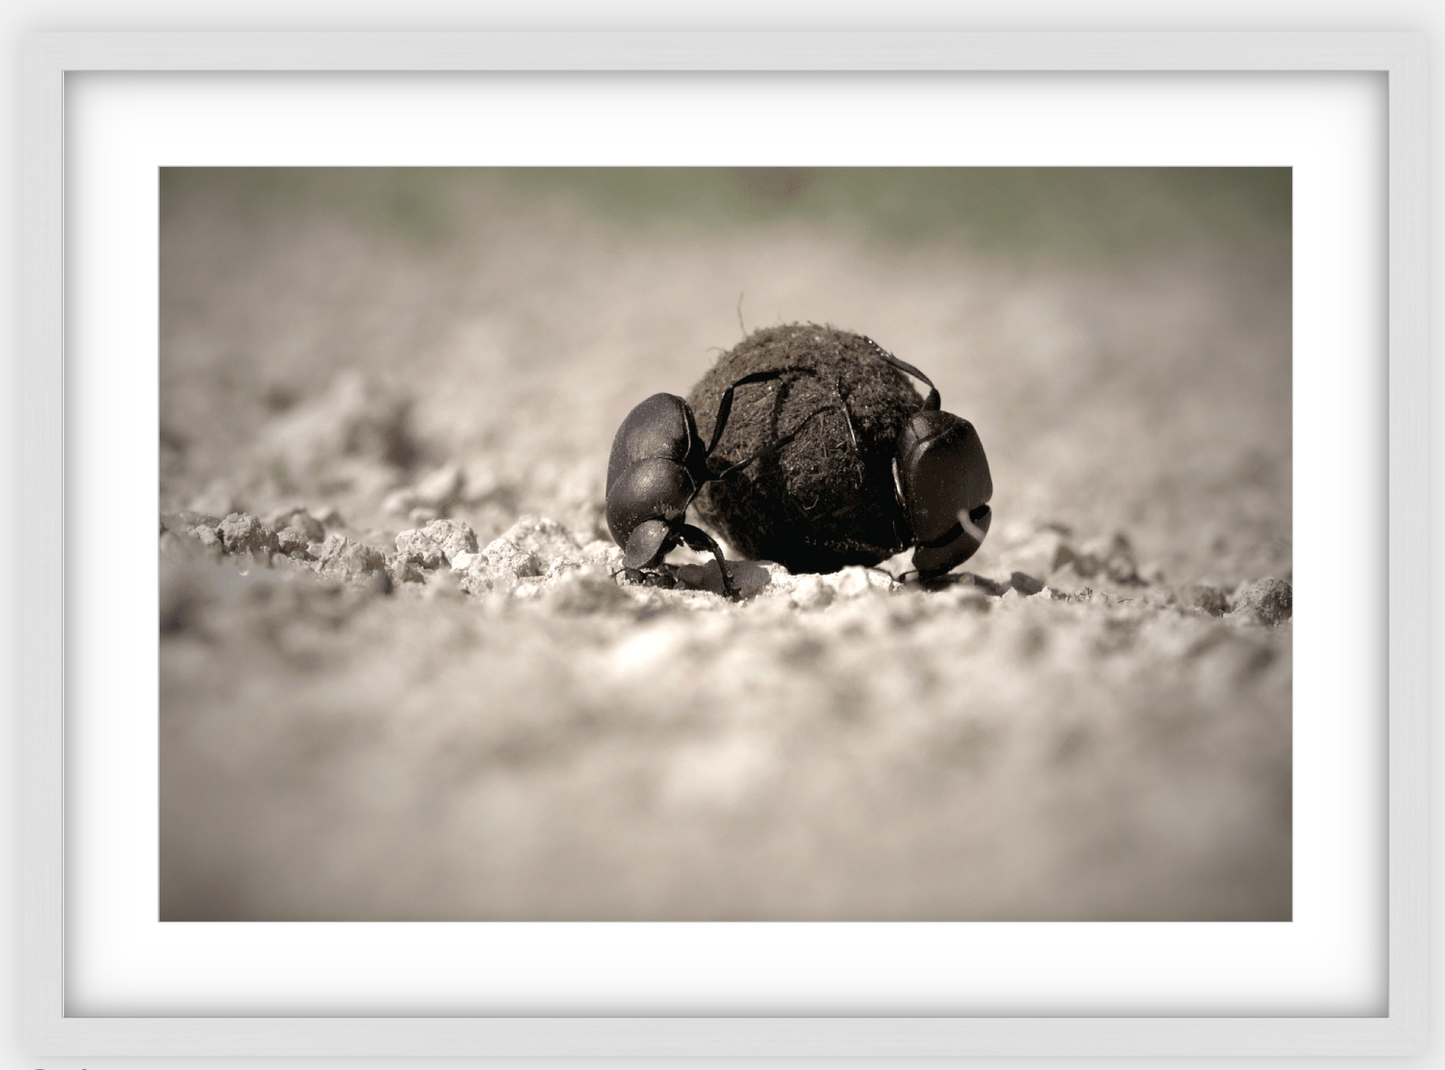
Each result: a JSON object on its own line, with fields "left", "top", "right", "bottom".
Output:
{"left": 158, "top": 168, "right": 1291, "bottom": 920}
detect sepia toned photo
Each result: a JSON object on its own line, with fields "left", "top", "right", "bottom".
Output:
{"left": 157, "top": 167, "right": 1291, "bottom": 922}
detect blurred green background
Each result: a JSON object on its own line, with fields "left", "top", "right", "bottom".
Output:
{"left": 161, "top": 166, "right": 1289, "bottom": 260}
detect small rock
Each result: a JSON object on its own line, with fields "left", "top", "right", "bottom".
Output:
{"left": 1178, "top": 584, "right": 1228, "bottom": 616}
{"left": 829, "top": 566, "right": 893, "bottom": 599}
{"left": 497, "top": 515, "right": 584, "bottom": 565}
{"left": 395, "top": 519, "right": 479, "bottom": 570}
{"left": 483, "top": 537, "right": 542, "bottom": 580}
{"left": 581, "top": 540, "right": 623, "bottom": 568}
{"left": 956, "top": 572, "right": 1010, "bottom": 597}
{"left": 427, "top": 519, "right": 479, "bottom": 562}
{"left": 313, "top": 533, "right": 388, "bottom": 586}
{"left": 1010, "top": 571, "right": 1045, "bottom": 596}
{"left": 189, "top": 524, "right": 222, "bottom": 550}
{"left": 544, "top": 557, "right": 584, "bottom": 582}
{"left": 290, "top": 512, "right": 326, "bottom": 542}
{"left": 1106, "top": 555, "right": 1142, "bottom": 587}
{"left": 790, "top": 573, "right": 834, "bottom": 610}
{"left": 217, "top": 513, "right": 277, "bottom": 556}
{"left": 393, "top": 530, "right": 442, "bottom": 569}
{"left": 275, "top": 527, "right": 311, "bottom": 557}
{"left": 265, "top": 507, "right": 326, "bottom": 542}
{"left": 1075, "top": 533, "right": 1141, "bottom": 584}
{"left": 455, "top": 558, "right": 495, "bottom": 597}
{"left": 1229, "top": 578, "right": 1292, "bottom": 625}
{"left": 386, "top": 552, "right": 429, "bottom": 585}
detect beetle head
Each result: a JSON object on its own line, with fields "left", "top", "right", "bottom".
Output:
{"left": 894, "top": 408, "right": 993, "bottom": 576}
{"left": 621, "top": 517, "right": 680, "bottom": 570}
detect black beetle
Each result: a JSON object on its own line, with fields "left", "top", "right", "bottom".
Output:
{"left": 606, "top": 369, "right": 830, "bottom": 599}
{"left": 859, "top": 337, "right": 993, "bottom": 579}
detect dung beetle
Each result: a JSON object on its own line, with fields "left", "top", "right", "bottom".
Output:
{"left": 606, "top": 369, "right": 829, "bottom": 599}
{"left": 858, "top": 337, "right": 993, "bottom": 579}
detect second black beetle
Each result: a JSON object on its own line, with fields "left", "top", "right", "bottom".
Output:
{"left": 863, "top": 337, "right": 993, "bottom": 578}
{"left": 605, "top": 369, "right": 828, "bottom": 599}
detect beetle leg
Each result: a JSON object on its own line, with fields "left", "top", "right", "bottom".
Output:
{"left": 677, "top": 522, "right": 741, "bottom": 601}
{"left": 706, "top": 369, "right": 798, "bottom": 457}
{"left": 858, "top": 335, "right": 942, "bottom": 411}
{"left": 710, "top": 404, "right": 842, "bottom": 482}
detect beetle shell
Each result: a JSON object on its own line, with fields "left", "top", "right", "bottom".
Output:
{"left": 606, "top": 393, "right": 701, "bottom": 487}
{"left": 607, "top": 457, "right": 698, "bottom": 565}
{"left": 895, "top": 410, "right": 989, "bottom": 539}
{"left": 605, "top": 393, "right": 709, "bottom": 555}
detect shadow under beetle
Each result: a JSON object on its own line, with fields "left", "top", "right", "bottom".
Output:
{"left": 606, "top": 369, "right": 832, "bottom": 600}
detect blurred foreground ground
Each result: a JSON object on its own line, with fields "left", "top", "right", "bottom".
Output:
{"left": 159, "top": 168, "right": 1291, "bottom": 920}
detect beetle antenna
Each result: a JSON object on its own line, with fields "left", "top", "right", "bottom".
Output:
{"left": 860, "top": 335, "right": 941, "bottom": 411}
{"left": 678, "top": 523, "right": 742, "bottom": 600}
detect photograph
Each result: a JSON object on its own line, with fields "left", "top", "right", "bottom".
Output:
{"left": 156, "top": 165, "right": 1293, "bottom": 922}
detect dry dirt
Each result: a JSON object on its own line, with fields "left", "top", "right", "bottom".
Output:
{"left": 158, "top": 168, "right": 1291, "bottom": 920}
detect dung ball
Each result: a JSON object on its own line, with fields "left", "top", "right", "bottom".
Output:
{"left": 686, "top": 323, "right": 924, "bottom": 573}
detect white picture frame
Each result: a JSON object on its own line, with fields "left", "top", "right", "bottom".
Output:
{"left": 21, "top": 31, "right": 1428, "bottom": 1058}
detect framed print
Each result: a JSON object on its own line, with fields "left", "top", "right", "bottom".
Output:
{"left": 22, "top": 32, "right": 1427, "bottom": 1058}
